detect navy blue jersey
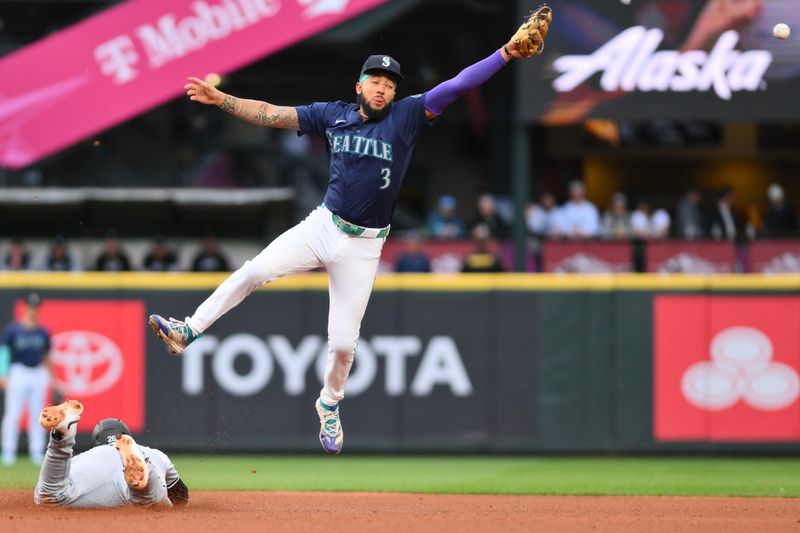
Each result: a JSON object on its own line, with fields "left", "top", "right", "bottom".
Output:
{"left": 2, "top": 322, "right": 51, "bottom": 367}
{"left": 296, "top": 94, "right": 429, "bottom": 228}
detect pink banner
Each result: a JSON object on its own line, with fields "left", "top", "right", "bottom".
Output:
{"left": 0, "top": 0, "right": 388, "bottom": 169}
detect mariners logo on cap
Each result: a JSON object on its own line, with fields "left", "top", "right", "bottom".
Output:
{"left": 360, "top": 54, "right": 403, "bottom": 83}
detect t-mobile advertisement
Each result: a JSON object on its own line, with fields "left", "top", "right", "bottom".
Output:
{"left": 519, "top": 0, "right": 800, "bottom": 123}
{"left": 0, "top": 0, "right": 388, "bottom": 170}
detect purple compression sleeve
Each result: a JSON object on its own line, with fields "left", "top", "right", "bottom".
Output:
{"left": 424, "top": 50, "right": 508, "bottom": 116}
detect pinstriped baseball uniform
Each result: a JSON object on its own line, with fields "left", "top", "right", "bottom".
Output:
{"left": 35, "top": 434, "right": 179, "bottom": 508}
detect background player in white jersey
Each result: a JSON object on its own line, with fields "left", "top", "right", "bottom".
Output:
{"left": 35, "top": 400, "right": 189, "bottom": 508}
{"left": 0, "top": 293, "right": 54, "bottom": 465}
{"left": 149, "top": 9, "right": 552, "bottom": 455}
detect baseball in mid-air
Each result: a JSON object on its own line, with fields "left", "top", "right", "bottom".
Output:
{"left": 204, "top": 73, "right": 222, "bottom": 87}
{"left": 773, "top": 23, "right": 791, "bottom": 40}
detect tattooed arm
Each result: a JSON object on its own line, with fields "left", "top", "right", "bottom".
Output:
{"left": 184, "top": 76, "right": 299, "bottom": 130}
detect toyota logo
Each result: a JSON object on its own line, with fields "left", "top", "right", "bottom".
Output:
{"left": 681, "top": 327, "right": 800, "bottom": 411}
{"left": 51, "top": 330, "right": 124, "bottom": 396}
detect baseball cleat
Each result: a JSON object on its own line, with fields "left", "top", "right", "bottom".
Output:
{"left": 39, "top": 400, "right": 84, "bottom": 440}
{"left": 315, "top": 399, "right": 344, "bottom": 455}
{"left": 115, "top": 434, "right": 149, "bottom": 491}
{"left": 148, "top": 314, "right": 200, "bottom": 354}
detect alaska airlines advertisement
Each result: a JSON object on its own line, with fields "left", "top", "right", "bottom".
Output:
{"left": 519, "top": 0, "right": 800, "bottom": 123}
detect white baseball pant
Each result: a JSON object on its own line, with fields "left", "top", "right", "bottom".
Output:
{"left": 2, "top": 363, "right": 49, "bottom": 464}
{"left": 186, "top": 205, "right": 385, "bottom": 406}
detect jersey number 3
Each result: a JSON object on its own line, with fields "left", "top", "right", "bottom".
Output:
{"left": 380, "top": 168, "right": 391, "bottom": 190}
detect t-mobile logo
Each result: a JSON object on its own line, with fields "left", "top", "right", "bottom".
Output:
{"left": 94, "top": 0, "right": 282, "bottom": 84}
{"left": 552, "top": 27, "right": 773, "bottom": 101}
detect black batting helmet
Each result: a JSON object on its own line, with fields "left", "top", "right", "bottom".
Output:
{"left": 90, "top": 418, "right": 131, "bottom": 448}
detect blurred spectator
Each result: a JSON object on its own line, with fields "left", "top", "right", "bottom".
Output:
{"left": 470, "top": 193, "right": 511, "bottom": 239}
{"left": 461, "top": 224, "right": 505, "bottom": 273}
{"left": 279, "top": 129, "right": 311, "bottom": 158}
{"left": 708, "top": 187, "right": 741, "bottom": 241}
{"left": 3, "top": 238, "right": 30, "bottom": 271}
{"left": 426, "top": 195, "right": 467, "bottom": 240}
{"left": 675, "top": 188, "right": 705, "bottom": 240}
{"left": 394, "top": 231, "right": 431, "bottom": 273}
{"left": 556, "top": 180, "right": 600, "bottom": 239}
{"left": 44, "top": 235, "right": 79, "bottom": 271}
{"left": 631, "top": 199, "right": 671, "bottom": 240}
{"left": 95, "top": 231, "right": 131, "bottom": 272}
{"left": 192, "top": 234, "right": 231, "bottom": 272}
{"left": 143, "top": 235, "right": 179, "bottom": 272}
{"left": 762, "top": 183, "right": 799, "bottom": 238}
{"left": 601, "top": 192, "right": 633, "bottom": 240}
{"left": 525, "top": 191, "right": 560, "bottom": 238}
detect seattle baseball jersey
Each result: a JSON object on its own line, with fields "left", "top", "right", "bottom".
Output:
{"left": 296, "top": 94, "right": 429, "bottom": 228}
{"left": 2, "top": 322, "right": 50, "bottom": 367}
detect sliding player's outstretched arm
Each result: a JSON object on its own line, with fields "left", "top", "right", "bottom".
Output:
{"left": 184, "top": 76, "right": 299, "bottom": 130}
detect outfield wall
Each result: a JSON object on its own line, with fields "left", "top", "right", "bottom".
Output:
{"left": 0, "top": 273, "right": 798, "bottom": 453}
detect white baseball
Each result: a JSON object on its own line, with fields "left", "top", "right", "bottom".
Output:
{"left": 773, "top": 23, "right": 791, "bottom": 40}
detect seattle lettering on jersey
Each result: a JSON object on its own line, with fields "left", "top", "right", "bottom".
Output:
{"left": 325, "top": 131, "right": 394, "bottom": 162}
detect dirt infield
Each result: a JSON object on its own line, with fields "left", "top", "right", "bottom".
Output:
{"left": 2, "top": 489, "right": 799, "bottom": 532}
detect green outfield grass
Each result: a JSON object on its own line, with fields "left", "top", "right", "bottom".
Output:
{"left": 2, "top": 456, "right": 799, "bottom": 497}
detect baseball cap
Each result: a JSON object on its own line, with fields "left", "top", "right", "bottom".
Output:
{"left": 438, "top": 195, "right": 457, "bottom": 209}
{"left": 360, "top": 55, "right": 403, "bottom": 83}
{"left": 25, "top": 293, "right": 41, "bottom": 307}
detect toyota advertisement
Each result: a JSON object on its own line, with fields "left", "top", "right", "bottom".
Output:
{"left": 2, "top": 285, "right": 798, "bottom": 452}
{"left": 12, "top": 299, "right": 146, "bottom": 433}
{"left": 519, "top": 0, "right": 800, "bottom": 123}
{"left": 0, "top": 289, "right": 539, "bottom": 452}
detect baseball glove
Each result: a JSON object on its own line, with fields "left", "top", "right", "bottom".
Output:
{"left": 512, "top": 5, "right": 553, "bottom": 57}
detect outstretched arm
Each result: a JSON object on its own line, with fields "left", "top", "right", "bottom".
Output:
{"left": 424, "top": 50, "right": 510, "bottom": 120}
{"left": 424, "top": 6, "right": 551, "bottom": 120}
{"left": 184, "top": 77, "right": 299, "bottom": 130}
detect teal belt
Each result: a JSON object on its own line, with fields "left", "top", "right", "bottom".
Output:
{"left": 331, "top": 213, "right": 390, "bottom": 238}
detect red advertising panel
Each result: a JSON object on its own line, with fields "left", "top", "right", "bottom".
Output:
{"left": 750, "top": 240, "right": 800, "bottom": 273}
{"left": 654, "top": 296, "right": 800, "bottom": 442}
{"left": 542, "top": 241, "right": 632, "bottom": 273}
{"left": 15, "top": 299, "right": 146, "bottom": 432}
{"left": 646, "top": 241, "right": 736, "bottom": 273}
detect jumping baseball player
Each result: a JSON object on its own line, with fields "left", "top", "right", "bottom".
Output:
{"left": 149, "top": 8, "right": 553, "bottom": 454}
{"left": 35, "top": 399, "right": 189, "bottom": 508}
{"left": 0, "top": 293, "right": 54, "bottom": 465}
